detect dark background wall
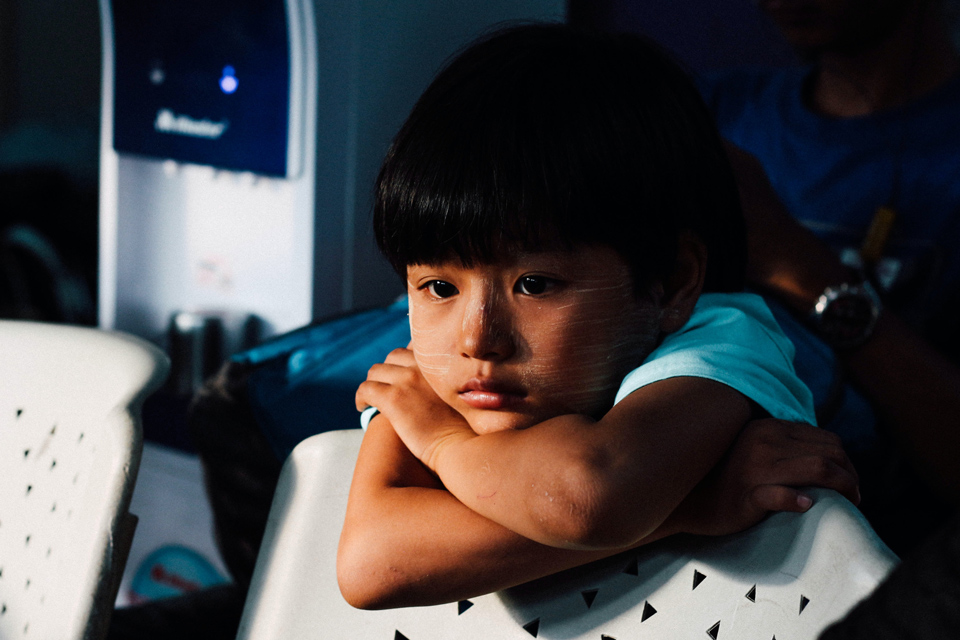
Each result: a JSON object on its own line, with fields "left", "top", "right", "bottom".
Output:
{"left": 0, "top": 0, "right": 101, "bottom": 324}
{"left": 0, "top": 0, "right": 101, "bottom": 183}
{"left": 0, "top": 0, "right": 795, "bottom": 188}
{"left": 569, "top": 0, "right": 796, "bottom": 70}
{"left": 0, "top": 0, "right": 794, "bottom": 325}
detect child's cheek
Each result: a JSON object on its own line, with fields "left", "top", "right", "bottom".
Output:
{"left": 408, "top": 305, "right": 453, "bottom": 381}
{"left": 522, "top": 282, "right": 661, "bottom": 414}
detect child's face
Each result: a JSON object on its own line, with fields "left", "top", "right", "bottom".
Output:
{"left": 407, "top": 246, "right": 663, "bottom": 435}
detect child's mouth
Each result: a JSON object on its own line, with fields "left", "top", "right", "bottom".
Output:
{"left": 458, "top": 379, "right": 527, "bottom": 410}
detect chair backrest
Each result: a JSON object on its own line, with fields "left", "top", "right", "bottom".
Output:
{"left": 237, "top": 429, "right": 899, "bottom": 640}
{"left": 0, "top": 321, "right": 169, "bottom": 640}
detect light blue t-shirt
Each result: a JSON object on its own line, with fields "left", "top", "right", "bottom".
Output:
{"left": 615, "top": 292, "right": 816, "bottom": 425}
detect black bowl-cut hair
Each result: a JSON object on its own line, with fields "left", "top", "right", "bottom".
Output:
{"left": 374, "top": 23, "right": 746, "bottom": 293}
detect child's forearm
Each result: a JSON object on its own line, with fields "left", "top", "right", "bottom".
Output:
{"left": 422, "top": 377, "right": 751, "bottom": 550}
{"left": 337, "top": 417, "right": 671, "bottom": 609}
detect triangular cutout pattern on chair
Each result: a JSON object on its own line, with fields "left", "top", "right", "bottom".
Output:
{"left": 581, "top": 589, "right": 598, "bottom": 609}
{"left": 692, "top": 569, "right": 706, "bottom": 590}
{"left": 800, "top": 595, "right": 810, "bottom": 614}
{"left": 457, "top": 600, "right": 473, "bottom": 615}
{"left": 622, "top": 558, "right": 639, "bottom": 576}
{"left": 745, "top": 585, "right": 756, "bottom": 602}
{"left": 522, "top": 618, "right": 540, "bottom": 637}
{"left": 394, "top": 631, "right": 410, "bottom": 640}
{"left": 707, "top": 621, "right": 721, "bottom": 639}
{"left": 641, "top": 601, "right": 657, "bottom": 622}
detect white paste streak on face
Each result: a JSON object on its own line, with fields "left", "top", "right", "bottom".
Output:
{"left": 405, "top": 246, "right": 666, "bottom": 433}
{"left": 408, "top": 287, "right": 452, "bottom": 378}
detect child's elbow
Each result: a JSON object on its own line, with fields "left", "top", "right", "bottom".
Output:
{"left": 337, "top": 578, "right": 390, "bottom": 611}
{"left": 549, "top": 499, "right": 654, "bottom": 550}
{"left": 336, "top": 551, "right": 375, "bottom": 609}
{"left": 337, "top": 571, "right": 378, "bottom": 610}
{"left": 537, "top": 462, "right": 655, "bottom": 550}
{"left": 336, "top": 539, "right": 399, "bottom": 610}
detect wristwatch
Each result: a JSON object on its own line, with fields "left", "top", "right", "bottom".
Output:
{"left": 809, "top": 281, "right": 883, "bottom": 349}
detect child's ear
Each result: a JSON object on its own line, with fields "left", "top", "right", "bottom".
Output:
{"left": 659, "top": 234, "right": 707, "bottom": 333}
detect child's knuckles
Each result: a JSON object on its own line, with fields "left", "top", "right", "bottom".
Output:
{"left": 803, "top": 456, "right": 837, "bottom": 482}
{"left": 829, "top": 447, "right": 854, "bottom": 469}
{"left": 386, "top": 384, "right": 405, "bottom": 404}
{"left": 753, "top": 418, "right": 786, "bottom": 439}
{"left": 356, "top": 380, "right": 372, "bottom": 400}
{"left": 820, "top": 430, "right": 843, "bottom": 446}
{"left": 366, "top": 362, "right": 389, "bottom": 380}
{"left": 397, "top": 367, "right": 419, "bottom": 386}
{"left": 385, "top": 347, "right": 414, "bottom": 365}
{"left": 750, "top": 485, "right": 796, "bottom": 513}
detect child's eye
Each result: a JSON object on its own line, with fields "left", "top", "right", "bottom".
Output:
{"left": 515, "top": 276, "right": 555, "bottom": 296}
{"left": 423, "top": 280, "right": 459, "bottom": 299}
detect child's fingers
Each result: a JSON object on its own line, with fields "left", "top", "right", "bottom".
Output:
{"left": 749, "top": 420, "right": 858, "bottom": 483}
{"left": 789, "top": 429, "right": 854, "bottom": 467}
{"left": 748, "top": 485, "right": 814, "bottom": 513}
{"left": 752, "top": 455, "right": 860, "bottom": 506}
{"left": 383, "top": 347, "right": 416, "bottom": 366}
{"left": 746, "top": 420, "right": 854, "bottom": 467}
{"left": 357, "top": 357, "right": 434, "bottom": 411}
{"left": 780, "top": 455, "right": 860, "bottom": 504}
{"left": 782, "top": 422, "right": 844, "bottom": 446}
{"left": 356, "top": 379, "right": 391, "bottom": 411}
{"left": 783, "top": 440, "right": 859, "bottom": 483}
{"left": 365, "top": 361, "right": 414, "bottom": 384}
{"left": 772, "top": 425, "right": 855, "bottom": 468}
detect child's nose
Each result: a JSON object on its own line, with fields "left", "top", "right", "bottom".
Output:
{"left": 459, "top": 296, "right": 515, "bottom": 361}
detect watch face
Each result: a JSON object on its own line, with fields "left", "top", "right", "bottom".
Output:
{"left": 818, "top": 287, "right": 880, "bottom": 348}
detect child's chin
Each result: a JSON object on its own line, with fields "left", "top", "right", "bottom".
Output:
{"left": 467, "top": 413, "right": 538, "bottom": 435}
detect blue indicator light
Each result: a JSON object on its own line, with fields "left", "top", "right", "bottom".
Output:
{"left": 220, "top": 66, "right": 238, "bottom": 94}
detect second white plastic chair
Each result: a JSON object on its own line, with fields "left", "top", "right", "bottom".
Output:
{"left": 0, "top": 321, "right": 169, "bottom": 640}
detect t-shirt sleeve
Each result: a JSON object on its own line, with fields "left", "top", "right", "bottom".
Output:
{"left": 614, "top": 293, "right": 817, "bottom": 425}
{"left": 359, "top": 406, "right": 379, "bottom": 431}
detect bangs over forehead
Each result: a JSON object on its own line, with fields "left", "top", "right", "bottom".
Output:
{"left": 374, "top": 24, "right": 745, "bottom": 291}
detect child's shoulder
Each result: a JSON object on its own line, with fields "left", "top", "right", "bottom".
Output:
{"left": 684, "top": 292, "right": 790, "bottom": 349}
{"left": 615, "top": 291, "right": 816, "bottom": 425}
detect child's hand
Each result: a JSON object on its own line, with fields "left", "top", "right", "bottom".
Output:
{"left": 669, "top": 419, "right": 860, "bottom": 537}
{"left": 356, "top": 348, "right": 473, "bottom": 466}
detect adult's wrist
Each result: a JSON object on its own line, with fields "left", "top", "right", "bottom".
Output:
{"left": 808, "top": 280, "right": 883, "bottom": 351}
{"left": 750, "top": 259, "right": 858, "bottom": 316}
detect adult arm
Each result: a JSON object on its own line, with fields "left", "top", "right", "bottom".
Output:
{"left": 726, "top": 142, "right": 960, "bottom": 502}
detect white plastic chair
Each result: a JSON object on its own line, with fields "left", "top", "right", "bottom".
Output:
{"left": 237, "top": 429, "right": 899, "bottom": 640}
{"left": 0, "top": 321, "right": 169, "bottom": 640}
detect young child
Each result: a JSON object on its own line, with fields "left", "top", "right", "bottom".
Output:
{"left": 338, "top": 24, "right": 858, "bottom": 609}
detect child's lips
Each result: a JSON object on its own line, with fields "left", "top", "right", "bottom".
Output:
{"left": 458, "top": 378, "right": 527, "bottom": 410}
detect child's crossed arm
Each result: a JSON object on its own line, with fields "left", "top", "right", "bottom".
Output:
{"left": 337, "top": 348, "right": 859, "bottom": 609}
